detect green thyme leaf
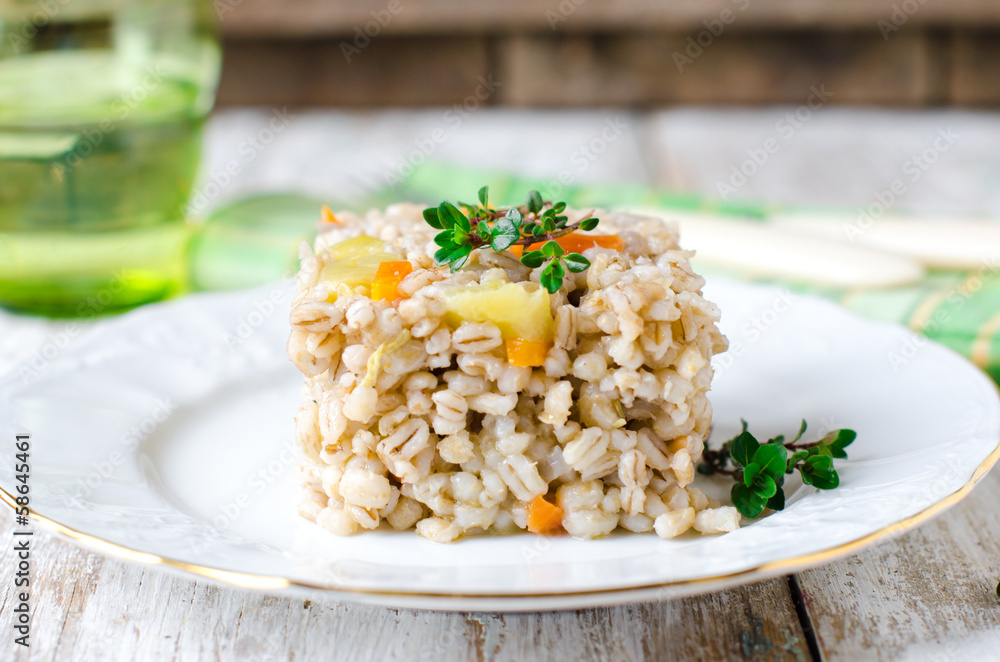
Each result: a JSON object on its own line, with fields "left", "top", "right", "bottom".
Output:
{"left": 433, "top": 246, "right": 455, "bottom": 266}
{"left": 478, "top": 185, "right": 489, "bottom": 207}
{"left": 449, "top": 252, "right": 471, "bottom": 271}
{"left": 552, "top": 201, "right": 567, "bottom": 213}
{"left": 439, "top": 201, "right": 470, "bottom": 232}
{"left": 823, "top": 429, "right": 856, "bottom": 459}
{"left": 520, "top": 250, "right": 546, "bottom": 269}
{"left": 539, "top": 259, "right": 565, "bottom": 293}
{"left": 538, "top": 267, "right": 556, "bottom": 293}
{"left": 751, "top": 444, "right": 787, "bottom": 481}
{"left": 434, "top": 230, "right": 455, "bottom": 248}
{"left": 490, "top": 217, "right": 520, "bottom": 251}
{"left": 434, "top": 245, "right": 472, "bottom": 270}
{"left": 753, "top": 473, "right": 778, "bottom": 499}
{"left": 731, "top": 483, "right": 767, "bottom": 519}
{"left": 791, "top": 419, "right": 808, "bottom": 443}
{"left": 423, "top": 207, "right": 445, "bottom": 230}
{"left": 800, "top": 455, "right": 839, "bottom": 489}
{"left": 526, "top": 190, "right": 543, "bottom": 214}
{"left": 730, "top": 429, "right": 760, "bottom": 467}
{"left": 563, "top": 253, "right": 590, "bottom": 273}
{"left": 787, "top": 449, "right": 809, "bottom": 473}
{"left": 814, "top": 445, "right": 834, "bottom": 458}
{"left": 541, "top": 240, "right": 564, "bottom": 258}
{"left": 579, "top": 217, "right": 599, "bottom": 231}
{"left": 766, "top": 488, "right": 786, "bottom": 511}
{"left": 505, "top": 207, "right": 523, "bottom": 226}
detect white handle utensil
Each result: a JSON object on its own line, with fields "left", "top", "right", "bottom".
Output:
{"left": 631, "top": 209, "right": 925, "bottom": 288}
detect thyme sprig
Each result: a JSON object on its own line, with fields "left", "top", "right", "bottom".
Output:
{"left": 698, "top": 420, "right": 856, "bottom": 518}
{"left": 422, "top": 186, "right": 600, "bottom": 293}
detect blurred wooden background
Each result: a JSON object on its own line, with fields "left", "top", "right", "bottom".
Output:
{"left": 214, "top": 0, "right": 1000, "bottom": 107}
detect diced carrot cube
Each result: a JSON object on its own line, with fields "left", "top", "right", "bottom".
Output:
{"left": 320, "top": 205, "right": 342, "bottom": 225}
{"left": 527, "top": 496, "right": 564, "bottom": 534}
{"left": 371, "top": 261, "right": 413, "bottom": 302}
{"left": 554, "top": 233, "right": 625, "bottom": 253}
{"left": 505, "top": 338, "right": 552, "bottom": 367}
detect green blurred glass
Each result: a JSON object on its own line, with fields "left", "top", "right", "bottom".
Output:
{"left": 0, "top": 0, "right": 220, "bottom": 316}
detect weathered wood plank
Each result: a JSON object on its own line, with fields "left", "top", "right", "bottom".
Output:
{"left": 217, "top": 31, "right": 937, "bottom": 109}
{"left": 217, "top": 0, "right": 1000, "bottom": 38}
{"left": 216, "top": 37, "right": 491, "bottom": 108}
{"left": 0, "top": 508, "right": 808, "bottom": 662}
{"left": 950, "top": 30, "right": 1000, "bottom": 107}
{"left": 218, "top": 31, "right": 936, "bottom": 107}
{"left": 797, "top": 467, "right": 1000, "bottom": 661}
{"left": 496, "top": 32, "right": 931, "bottom": 107}
{"left": 468, "top": 582, "right": 813, "bottom": 662}
{"left": 213, "top": 29, "right": 1000, "bottom": 110}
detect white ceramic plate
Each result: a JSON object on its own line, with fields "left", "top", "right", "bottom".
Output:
{"left": 1, "top": 279, "right": 997, "bottom": 611}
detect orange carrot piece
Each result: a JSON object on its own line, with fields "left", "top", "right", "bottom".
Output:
{"left": 371, "top": 261, "right": 413, "bottom": 302}
{"left": 505, "top": 338, "right": 552, "bottom": 367}
{"left": 320, "top": 205, "right": 342, "bottom": 225}
{"left": 527, "top": 496, "right": 564, "bottom": 534}
{"left": 510, "top": 233, "right": 624, "bottom": 257}
{"left": 554, "top": 233, "right": 625, "bottom": 253}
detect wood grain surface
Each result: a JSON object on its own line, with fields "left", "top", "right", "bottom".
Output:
{"left": 798, "top": 468, "right": 1000, "bottom": 661}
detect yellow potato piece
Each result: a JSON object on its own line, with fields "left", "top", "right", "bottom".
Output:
{"left": 442, "top": 281, "right": 554, "bottom": 342}
{"left": 324, "top": 235, "right": 387, "bottom": 261}
{"left": 320, "top": 236, "right": 401, "bottom": 298}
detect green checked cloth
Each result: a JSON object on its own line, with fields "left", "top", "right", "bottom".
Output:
{"left": 397, "top": 162, "right": 1000, "bottom": 384}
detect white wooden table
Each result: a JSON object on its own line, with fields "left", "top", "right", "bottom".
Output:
{"left": 3, "top": 108, "right": 1000, "bottom": 661}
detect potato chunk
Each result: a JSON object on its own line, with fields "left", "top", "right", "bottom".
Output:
{"left": 442, "top": 281, "right": 554, "bottom": 342}
{"left": 320, "top": 236, "right": 402, "bottom": 297}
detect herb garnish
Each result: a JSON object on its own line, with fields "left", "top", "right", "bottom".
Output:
{"left": 422, "top": 186, "right": 600, "bottom": 293}
{"left": 698, "top": 421, "right": 856, "bottom": 519}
